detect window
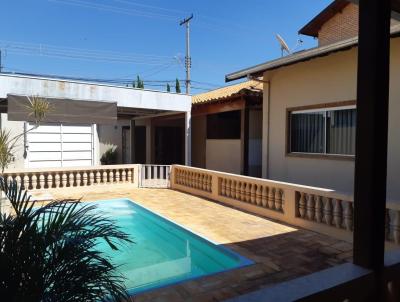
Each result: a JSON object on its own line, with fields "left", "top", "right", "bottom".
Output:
{"left": 207, "top": 111, "right": 241, "bottom": 139}
{"left": 289, "top": 106, "right": 356, "bottom": 156}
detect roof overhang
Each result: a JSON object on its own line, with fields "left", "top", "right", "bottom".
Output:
{"left": 299, "top": 0, "right": 349, "bottom": 37}
{"left": 348, "top": 0, "right": 400, "bottom": 19}
{"left": 225, "top": 24, "right": 400, "bottom": 82}
{"left": 300, "top": 0, "right": 400, "bottom": 37}
{"left": 0, "top": 73, "right": 192, "bottom": 118}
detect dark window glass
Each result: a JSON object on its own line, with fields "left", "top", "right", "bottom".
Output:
{"left": 207, "top": 111, "right": 241, "bottom": 139}
{"left": 289, "top": 108, "right": 356, "bottom": 156}
{"left": 290, "top": 112, "right": 325, "bottom": 153}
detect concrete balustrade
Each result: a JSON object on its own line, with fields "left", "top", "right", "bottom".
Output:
{"left": 3, "top": 163, "right": 400, "bottom": 246}
{"left": 3, "top": 164, "right": 140, "bottom": 190}
{"left": 170, "top": 165, "right": 400, "bottom": 246}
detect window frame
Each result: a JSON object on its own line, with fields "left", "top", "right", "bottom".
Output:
{"left": 286, "top": 101, "right": 356, "bottom": 160}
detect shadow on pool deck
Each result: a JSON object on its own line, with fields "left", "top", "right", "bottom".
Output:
{"left": 132, "top": 230, "right": 352, "bottom": 302}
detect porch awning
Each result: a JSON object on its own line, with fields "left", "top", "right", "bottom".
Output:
{"left": 7, "top": 94, "right": 117, "bottom": 125}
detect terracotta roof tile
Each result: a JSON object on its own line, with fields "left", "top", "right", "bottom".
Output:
{"left": 192, "top": 80, "right": 262, "bottom": 105}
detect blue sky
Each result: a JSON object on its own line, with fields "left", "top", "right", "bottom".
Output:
{"left": 0, "top": 0, "right": 331, "bottom": 93}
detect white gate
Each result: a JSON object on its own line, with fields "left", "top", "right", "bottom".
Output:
{"left": 140, "top": 165, "right": 171, "bottom": 188}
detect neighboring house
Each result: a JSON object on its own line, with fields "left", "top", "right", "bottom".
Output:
{"left": 225, "top": 0, "right": 400, "bottom": 200}
{"left": 191, "top": 81, "right": 262, "bottom": 177}
{"left": 0, "top": 73, "right": 191, "bottom": 169}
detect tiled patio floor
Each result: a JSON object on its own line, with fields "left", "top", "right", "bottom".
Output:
{"left": 32, "top": 185, "right": 353, "bottom": 302}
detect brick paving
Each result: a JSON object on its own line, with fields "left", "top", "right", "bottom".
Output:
{"left": 32, "top": 185, "right": 353, "bottom": 302}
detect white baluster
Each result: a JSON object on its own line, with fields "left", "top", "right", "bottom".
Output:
{"left": 224, "top": 179, "right": 231, "bottom": 197}
{"left": 31, "top": 175, "right": 38, "bottom": 190}
{"left": 238, "top": 182, "right": 243, "bottom": 200}
{"left": 245, "top": 183, "right": 252, "bottom": 203}
{"left": 207, "top": 175, "right": 212, "bottom": 192}
{"left": 262, "top": 186, "right": 268, "bottom": 207}
{"left": 61, "top": 173, "right": 68, "bottom": 188}
{"left": 102, "top": 171, "right": 108, "bottom": 184}
{"left": 54, "top": 174, "right": 61, "bottom": 188}
{"left": 323, "top": 198, "right": 333, "bottom": 225}
{"left": 69, "top": 173, "right": 75, "bottom": 187}
{"left": 127, "top": 169, "right": 132, "bottom": 183}
{"left": 82, "top": 172, "right": 88, "bottom": 186}
{"left": 333, "top": 199, "right": 343, "bottom": 228}
{"left": 267, "top": 188, "right": 275, "bottom": 209}
{"left": 306, "top": 194, "right": 315, "bottom": 221}
{"left": 250, "top": 184, "right": 256, "bottom": 204}
{"left": 220, "top": 178, "right": 226, "bottom": 196}
{"left": 89, "top": 171, "right": 94, "bottom": 185}
{"left": 298, "top": 192, "right": 306, "bottom": 218}
{"left": 47, "top": 174, "right": 53, "bottom": 189}
{"left": 275, "top": 189, "right": 283, "bottom": 212}
{"left": 115, "top": 170, "right": 120, "bottom": 183}
{"left": 38, "top": 174, "right": 45, "bottom": 189}
{"left": 109, "top": 170, "right": 114, "bottom": 184}
{"left": 121, "top": 170, "right": 126, "bottom": 183}
{"left": 96, "top": 171, "right": 101, "bottom": 185}
{"left": 23, "top": 175, "right": 30, "bottom": 190}
{"left": 15, "top": 175, "right": 22, "bottom": 187}
{"left": 343, "top": 201, "right": 353, "bottom": 231}
{"left": 256, "top": 185, "right": 262, "bottom": 206}
{"left": 76, "top": 172, "right": 82, "bottom": 187}
{"left": 315, "top": 196, "right": 323, "bottom": 223}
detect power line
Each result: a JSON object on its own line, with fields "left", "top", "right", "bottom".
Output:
{"left": 48, "top": 0, "right": 179, "bottom": 21}
{"left": 0, "top": 40, "right": 178, "bottom": 65}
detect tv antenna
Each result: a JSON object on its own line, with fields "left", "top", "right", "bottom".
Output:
{"left": 276, "top": 34, "right": 291, "bottom": 57}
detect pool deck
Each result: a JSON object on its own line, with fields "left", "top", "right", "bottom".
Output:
{"left": 32, "top": 185, "right": 353, "bottom": 302}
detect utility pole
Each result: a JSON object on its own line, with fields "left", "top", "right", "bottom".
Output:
{"left": 180, "top": 14, "right": 193, "bottom": 95}
{"left": 0, "top": 50, "right": 3, "bottom": 73}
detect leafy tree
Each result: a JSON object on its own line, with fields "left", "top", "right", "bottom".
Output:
{"left": 167, "top": 83, "right": 171, "bottom": 92}
{"left": 0, "top": 179, "right": 132, "bottom": 301}
{"left": 135, "top": 76, "right": 144, "bottom": 89}
{"left": 175, "top": 78, "right": 181, "bottom": 94}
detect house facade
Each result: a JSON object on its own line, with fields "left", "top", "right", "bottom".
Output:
{"left": 226, "top": 0, "right": 400, "bottom": 200}
{"left": 0, "top": 73, "right": 191, "bottom": 170}
{"left": 191, "top": 81, "right": 263, "bottom": 177}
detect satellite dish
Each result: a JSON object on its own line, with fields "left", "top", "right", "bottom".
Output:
{"left": 275, "top": 34, "right": 291, "bottom": 57}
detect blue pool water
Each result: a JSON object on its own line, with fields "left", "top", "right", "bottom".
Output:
{"left": 93, "top": 199, "right": 253, "bottom": 295}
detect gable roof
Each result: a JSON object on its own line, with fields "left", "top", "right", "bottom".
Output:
{"left": 299, "top": 0, "right": 350, "bottom": 37}
{"left": 192, "top": 81, "right": 262, "bottom": 105}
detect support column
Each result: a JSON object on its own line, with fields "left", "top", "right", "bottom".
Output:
{"left": 130, "top": 119, "right": 136, "bottom": 164}
{"left": 240, "top": 103, "right": 249, "bottom": 176}
{"left": 145, "top": 119, "right": 152, "bottom": 164}
{"left": 262, "top": 82, "right": 270, "bottom": 179}
{"left": 353, "top": 0, "right": 391, "bottom": 299}
{"left": 185, "top": 111, "right": 192, "bottom": 166}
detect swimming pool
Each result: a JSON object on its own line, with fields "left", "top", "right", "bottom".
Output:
{"left": 93, "top": 199, "right": 253, "bottom": 295}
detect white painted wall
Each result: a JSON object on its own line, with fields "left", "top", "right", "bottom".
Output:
{"left": 97, "top": 119, "right": 131, "bottom": 165}
{"left": 206, "top": 139, "right": 241, "bottom": 174}
{"left": 262, "top": 37, "right": 400, "bottom": 200}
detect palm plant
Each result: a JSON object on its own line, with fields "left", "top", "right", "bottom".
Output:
{"left": 0, "top": 96, "right": 51, "bottom": 173}
{"left": 0, "top": 177, "right": 132, "bottom": 302}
